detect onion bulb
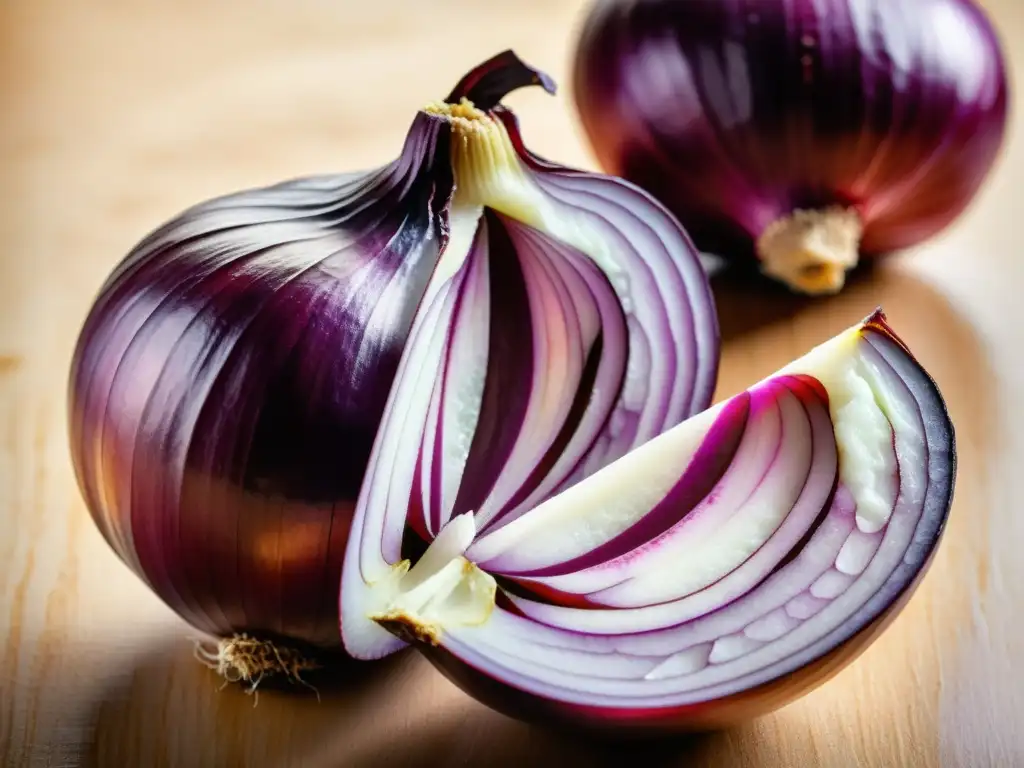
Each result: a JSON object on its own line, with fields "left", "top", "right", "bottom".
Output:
{"left": 342, "top": 308, "right": 955, "bottom": 732}
{"left": 67, "top": 51, "right": 719, "bottom": 688}
{"left": 571, "top": 0, "right": 1009, "bottom": 295}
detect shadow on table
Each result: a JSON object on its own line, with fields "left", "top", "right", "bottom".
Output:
{"left": 302, "top": 710, "right": 752, "bottom": 768}
{"left": 82, "top": 637, "right": 418, "bottom": 768}
{"left": 707, "top": 257, "right": 996, "bottom": 398}
{"left": 81, "top": 635, "right": 748, "bottom": 768}
{"left": 708, "top": 256, "right": 903, "bottom": 344}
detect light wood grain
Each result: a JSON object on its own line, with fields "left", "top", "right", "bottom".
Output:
{"left": 2, "top": 1, "right": 1023, "bottom": 766}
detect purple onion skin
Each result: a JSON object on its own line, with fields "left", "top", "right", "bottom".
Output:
{"left": 572, "top": 0, "right": 1009, "bottom": 264}
{"left": 67, "top": 115, "right": 455, "bottom": 648}
{"left": 398, "top": 314, "right": 955, "bottom": 734}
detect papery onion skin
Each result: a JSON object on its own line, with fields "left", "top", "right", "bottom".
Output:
{"left": 571, "top": 0, "right": 1009, "bottom": 294}
{"left": 68, "top": 50, "right": 720, "bottom": 673}
{"left": 366, "top": 311, "right": 955, "bottom": 734}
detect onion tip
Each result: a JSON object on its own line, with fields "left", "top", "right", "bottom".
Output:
{"left": 444, "top": 49, "right": 557, "bottom": 111}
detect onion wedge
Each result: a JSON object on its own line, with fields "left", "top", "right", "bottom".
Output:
{"left": 341, "top": 309, "right": 954, "bottom": 732}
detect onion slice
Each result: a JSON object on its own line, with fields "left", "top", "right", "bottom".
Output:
{"left": 341, "top": 309, "right": 955, "bottom": 731}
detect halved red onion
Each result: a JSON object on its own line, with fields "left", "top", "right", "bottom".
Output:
{"left": 67, "top": 51, "right": 719, "bottom": 681}
{"left": 341, "top": 310, "right": 954, "bottom": 731}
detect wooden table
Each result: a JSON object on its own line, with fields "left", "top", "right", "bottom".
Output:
{"left": 3, "top": 1, "right": 1022, "bottom": 765}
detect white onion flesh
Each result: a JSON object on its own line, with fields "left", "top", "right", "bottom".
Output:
{"left": 341, "top": 311, "right": 954, "bottom": 717}
{"left": 338, "top": 98, "right": 721, "bottom": 659}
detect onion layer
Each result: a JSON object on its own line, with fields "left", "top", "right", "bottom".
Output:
{"left": 67, "top": 51, "right": 719, "bottom": 684}
{"left": 342, "top": 310, "right": 955, "bottom": 732}
{"left": 571, "top": 0, "right": 1009, "bottom": 294}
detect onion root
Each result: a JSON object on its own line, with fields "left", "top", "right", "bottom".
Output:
{"left": 192, "top": 633, "right": 322, "bottom": 705}
{"left": 756, "top": 207, "right": 863, "bottom": 295}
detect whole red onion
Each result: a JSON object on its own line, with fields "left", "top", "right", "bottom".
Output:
{"left": 571, "top": 0, "right": 1009, "bottom": 294}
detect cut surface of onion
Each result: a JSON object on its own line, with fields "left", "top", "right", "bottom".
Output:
{"left": 338, "top": 58, "right": 720, "bottom": 659}
{"left": 340, "top": 310, "right": 954, "bottom": 730}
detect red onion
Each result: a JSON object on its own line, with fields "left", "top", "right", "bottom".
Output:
{"left": 571, "top": 0, "right": 1009, "bottom": 295}
{"left": 343, "top": 309, "right": 955, "bottom": 732}
{"left": 67, "top": 52, "right": 719, "bottom": 687}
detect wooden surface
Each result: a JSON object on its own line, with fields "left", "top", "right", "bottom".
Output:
{"left": 2, "top": 0, "right": 1023, "bottom": 765}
